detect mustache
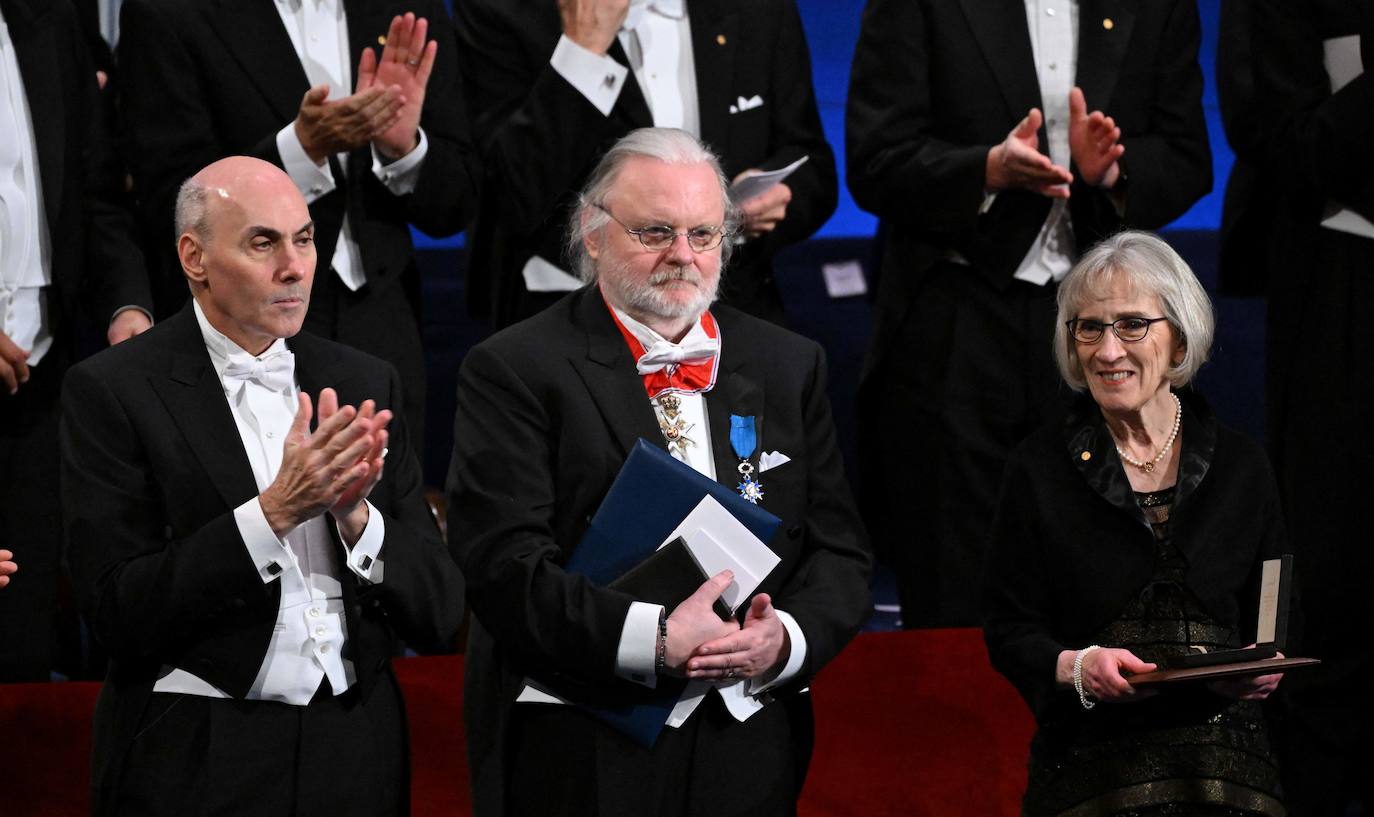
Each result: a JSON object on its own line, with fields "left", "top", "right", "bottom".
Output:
{"left": 648, "top": 266, "right": 701, "bottom": 285}
{"left": 270, "top": 286, "right": 308, "bottom": 303}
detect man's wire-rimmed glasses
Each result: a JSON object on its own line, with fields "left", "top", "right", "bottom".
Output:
{"left": 594, "top": 203, "right": 730, "bottom": 252}
{"left": 1066, "top": 316, "right": 1170, "bottom": 344}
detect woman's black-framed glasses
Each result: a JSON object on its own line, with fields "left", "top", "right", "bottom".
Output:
{"left": 594, "top": 203, "right": 730, "bottom": 252}
{"left": 1066, "top": 316, "right": 1170, "bottom": 344}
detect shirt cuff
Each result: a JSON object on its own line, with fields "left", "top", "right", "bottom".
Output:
{"left": 276, "top": 122, "right": 336, "bottom": 203}
{"left": 340, "top": 500, "right": 385, "bottom": 583}
{"left": 614, "top": 601, "right": 664, "bottom": 688}
{"left": 749, "top": 609, "right": 807, "bottom": 695}
{"left": 234, "top": 498, "right": 293, "bottom": 583}
{"left": 550, "top": 34, "right": 628, "bottom": 117}
{"left": 371, "top": 128, "right": 428, "bottom": 195}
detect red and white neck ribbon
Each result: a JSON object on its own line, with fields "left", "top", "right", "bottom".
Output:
{"left": 608, "top": 304, "right": 720, "bottom": 399}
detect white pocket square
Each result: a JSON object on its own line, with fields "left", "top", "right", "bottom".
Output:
{"left": 729, "top": 95, "right": 765, "bottom": 114}
{"left": 759, "top": 450, "right": 791, "bottom": 472}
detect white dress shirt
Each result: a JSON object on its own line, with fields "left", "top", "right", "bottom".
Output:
{"left": 153, "top": 301, "right": 387, "bottom": 705}
{"left": 1011, "top": 0, "right": 1079, "bottom": 286}
{"left": 527, "top": 1, "right": 701, "bottom": 293}
{"left": 271, "top": 0, "right": 429, "bottom": 292}
{"left": 519, "top": 305, "right": 808, "bottom": 728}
{"left": 0, "top": 7, "right": 52, "bottom": 366}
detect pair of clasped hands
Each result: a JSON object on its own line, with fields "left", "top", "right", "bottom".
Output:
{"left": 292, "top": 12, "right": 437, "bottom": 165}
{"left": 259, "top": 389, "right": 391, "bottom": 547}
{"left": 558, "top": 0, "right": 792, "bottom": 238}
{"left": 1065, "top": 646, "right": 1286, "bottom": 704}
{"left": 661, "top": 570, "right": 789, "bottom": 683}
{"left": 986, "top": 87, "right": 1125, "bottom": 198}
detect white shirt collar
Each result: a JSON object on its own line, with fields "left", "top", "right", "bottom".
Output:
{"left": 611, "top": 304, "right": 712, "bottom": 353}
{"left": 625, "top": 0, "right": 687, "bottom": 30}
{"left": 192, "top": 299, "right": 291, "bottom": 384}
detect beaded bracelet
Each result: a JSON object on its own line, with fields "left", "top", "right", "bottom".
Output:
{"left": 1073, "top": 645, "right": 1101, "bottom": 710}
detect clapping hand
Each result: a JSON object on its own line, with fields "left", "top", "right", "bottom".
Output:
{"left": 558, "top": 0, "right": 630, "bottom": 55}
{"left": 0, "top": 331, "right": 29, "bottom": 396}
{"left": 986, "top": 108, "right": 1074, "bottom": 198}
{"left": 0, "top": 549, "right": 16, "bottom": 588}
{"left": 318, "top": 389, "right": 392, "bottom": 543}
{"left": 1068, "top": 87, "right": 1124, "bottom": 188}
{"left": 357, "top": 13, "right": 437, "bottom": 161}
{"left": 293, "top": 81, "right": 404, "bottom": 165}
{"left": 259, "top": 389, "right": 388, "bottom": 543}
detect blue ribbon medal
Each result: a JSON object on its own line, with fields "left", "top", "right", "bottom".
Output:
{"left": 729, "top": 415, "right": 763, "bottom": 504}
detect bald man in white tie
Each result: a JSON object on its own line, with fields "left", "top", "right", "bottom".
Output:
{"left": 61, "top": 156, "right": 464, "bottom": 817}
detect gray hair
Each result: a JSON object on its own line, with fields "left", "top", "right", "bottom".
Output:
{"left": 174, "top": 176, "right": 213, "bottom": 243}
{"left": 565, "top": 127, "right": 740, "bottom": 283}
{"left": 1054, "top": 231, "right": 1214, "bottom": 390}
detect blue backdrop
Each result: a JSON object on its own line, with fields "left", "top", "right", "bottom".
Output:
{"left": 421, "top": 0, "right": 1229, "bottom": 246}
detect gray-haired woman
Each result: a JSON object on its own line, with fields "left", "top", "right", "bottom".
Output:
{"left": 983, "top": 231, "right": 1286, "bottom": 816}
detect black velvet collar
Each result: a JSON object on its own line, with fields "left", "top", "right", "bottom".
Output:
{"left": 1061, "top": 388, "right": 1218, "bottom": 530}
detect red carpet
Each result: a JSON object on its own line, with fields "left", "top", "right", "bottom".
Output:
{"left": 1, "top": 629, "right": 1032, "bottom": 816}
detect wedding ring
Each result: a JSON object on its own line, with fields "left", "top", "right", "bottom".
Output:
{"left": 724, "top": 667, "right": 736, "bottom": 680}
{"left": 406, "top": 59, "right": 420, "bottom": 66}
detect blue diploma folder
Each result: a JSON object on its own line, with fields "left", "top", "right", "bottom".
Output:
{"left": 559, "top": 438, "right": 782, "bottom": 746}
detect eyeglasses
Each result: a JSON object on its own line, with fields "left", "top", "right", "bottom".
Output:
{"left": 1066, "top": 316, "right": 1170, "bottom": 344}
{"left": 594, "top": 204, "right": 730, "bottom": 252}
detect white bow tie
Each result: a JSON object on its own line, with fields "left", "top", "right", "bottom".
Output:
{"left": 223, "top": 349, "right": 296, "bottom": 394}
{"left": 636, "top": 336, "right": 719, "bottom": 374}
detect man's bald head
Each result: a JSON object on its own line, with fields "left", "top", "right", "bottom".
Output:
{"left": 174, "top": 156, "right": 303, "bottom": 245}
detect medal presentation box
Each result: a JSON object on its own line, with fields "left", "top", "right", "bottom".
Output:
{"left": 1130, "top": 556, "right": 1320, "bottom": 686}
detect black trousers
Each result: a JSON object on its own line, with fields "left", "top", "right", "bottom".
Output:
{"left": 860, "top": 261, "right": 1066, "bottom": 627}
{"left": 505, "top": 693, "right": 804, "bottom": 817}
{"left": 0, "top": 356, "right": 65, "bottom": 681}
{"left": 113, "top": 678, "right": 407, "bottom": 817}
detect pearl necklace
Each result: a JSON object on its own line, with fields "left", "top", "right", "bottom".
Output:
{"left": 1114, "top": 393, "right": 1182, "bottom": 473}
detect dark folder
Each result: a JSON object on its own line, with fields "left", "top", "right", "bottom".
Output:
{"left": 609, "top": 536, "right": 727, "bottom": 618}
{"left": 553, "top": 438, "right": 783, "bottom": 746}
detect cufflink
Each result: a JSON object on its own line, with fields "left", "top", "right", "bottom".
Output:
{"left": 266, "top": 561, "right": 283, "bottom": 576}
{"left": 603, "top": 74, "right": 616, "bottom": 88}
{"left": 358, "top": 554, "right": 374, "bottom": 571}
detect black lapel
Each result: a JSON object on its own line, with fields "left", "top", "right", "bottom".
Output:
{"left": 148, "top": 307, "right": 261, "bottom": 510}
{"left": 344, "top": 0, "right": 392, "bottom": 88}
{"left": 288, "top": 330, "right": 355, "bottom": 418}
{"left": 1076, "top": 0, "right": 1135, "bottom": 111}
{"left": 689, "top": 0, "right": 737, "bottom": 152}
{"left": 704, "top": 313, "right": 765, "bottom": 494}
{"left": 7, "top": 0, "right": 64, "bottom": 231}
{"left": 569, "top": 290, "right": 669, "bottom": 457}
{"left": 1064, "top": 400, "right": 1149, "bottom": 530}
{"left": 958, "top": 0, "right": 1043, "bottom": 124}
{"left": 608, "top": 38, "right": 655, "bottom": 128}
{"left": 209, "top": 0, "right": 310, "bottom": 124}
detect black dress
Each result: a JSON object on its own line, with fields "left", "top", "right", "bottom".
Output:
{"left": 982, "top": 392, "right": 1288, "bottom": 817}
{"left": 1023, "top": 487, "right": 1283, "bottom": 817}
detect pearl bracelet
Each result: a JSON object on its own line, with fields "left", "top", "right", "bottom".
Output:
{"left": 1073, "top": 645, "right": 1101, "bottom": 710}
